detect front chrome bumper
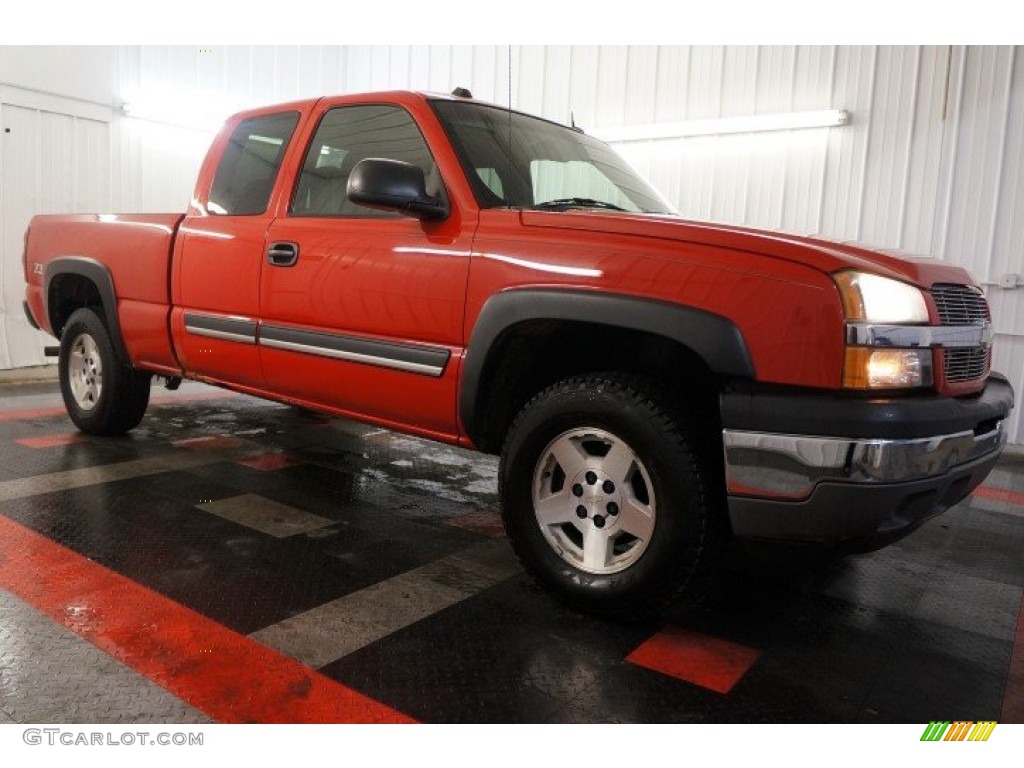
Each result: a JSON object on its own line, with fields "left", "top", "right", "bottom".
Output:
{"left": 723, "top": 422, "right": 1007, "bottom": 501}
{"left": 720, "top": 376, "right": 1013, "bottom": 547}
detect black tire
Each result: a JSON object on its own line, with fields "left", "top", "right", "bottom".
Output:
{"left": 499, "top": 373, "right": 724, "bottom": 620}
{"left": 58, "top": 308, "right": 151, "bottom": 436}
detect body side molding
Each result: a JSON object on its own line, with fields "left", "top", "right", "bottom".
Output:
{"left": 182, "top": 312, "right": 451, "bottom": 376}
{"left": 260, "top": 324, "right": 451, "bottom": 377}
{"left": 459, "top": 288, "right": 755, "bottom": 442}
{"left": 184, "top": 312, "right": 259, "bottom": 345}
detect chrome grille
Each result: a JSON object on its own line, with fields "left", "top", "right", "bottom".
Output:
{"left": 931, "top": 284, "right": 990, "bottom": 326}
{"left": 930, "top": 284, "right": 991, "bottom": 385}
{"left": 944, "top": 347, "right": 991, "bottom": 383}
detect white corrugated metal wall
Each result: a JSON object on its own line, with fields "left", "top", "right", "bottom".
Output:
{"left": 1, "top": 45, "right": 1022, "bottom": 445}
{"left": 0, "top": 82, "right": 115, "bottom": 369}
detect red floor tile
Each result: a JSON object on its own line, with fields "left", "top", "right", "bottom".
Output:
{"left": 0, "top": 406, "right": 67, "bottom": 421}
{"left": 627, "top": 626, "right": 761, "bottom": 694}
{"left": 15, "top": 433, "right": 84, "bottom": 449}
{"left": 0, "top": 391, "right": 237, "bottom": 423}
{"left": 974, "top": 485, "right": 1024, "bottom": 507}
{"left": 235, "top": 453, "right": 299, "bottom": 471}
{"left": 173, "top": 435, "right": 243, "bottom": 450}
{"left": 0, "top": 515, "right": 413, "bottom": 724}
{"left": 444, "top": 510, "right": 505, "bottom": 538}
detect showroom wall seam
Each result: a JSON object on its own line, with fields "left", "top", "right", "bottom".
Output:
{"left": 935, "top": 45, "right": 965, "bottom": 264}
{"left": 987, "top": 46, "right": 1016, "bottom": 270}
{"left": 895, "top": 46, "right": 922, "bottom": 250}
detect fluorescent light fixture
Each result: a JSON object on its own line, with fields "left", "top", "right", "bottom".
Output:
{"left": 598, "top": 109, "right": 850, "bottom": 143}
{"left": 120, "top": 87, "right": 238, "bottom": 132}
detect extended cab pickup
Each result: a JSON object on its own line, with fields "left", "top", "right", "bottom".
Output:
{"left": 22, "top": 90, "right": 1015, "bottom": 618}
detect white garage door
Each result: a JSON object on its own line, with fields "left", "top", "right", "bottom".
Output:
{"left": 0, "top": 96, "right": 111, "bottom": 370}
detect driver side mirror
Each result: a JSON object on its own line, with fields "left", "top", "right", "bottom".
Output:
{"left": 347, "top": 158, "right": 449, "bottom": 221}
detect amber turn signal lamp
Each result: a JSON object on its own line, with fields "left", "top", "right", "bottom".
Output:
{"left": 844, "top": 347, "right": 930, "bottom": 389}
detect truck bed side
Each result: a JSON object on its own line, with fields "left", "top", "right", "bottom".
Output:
{"left": 24, "top": 213, "right": 185, "bottom": 373}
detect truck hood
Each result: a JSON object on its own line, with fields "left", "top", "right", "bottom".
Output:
{"left": 519, "top": 210, "right": 975, "bottom": 289}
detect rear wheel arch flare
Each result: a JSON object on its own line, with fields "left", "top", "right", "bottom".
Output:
{"left": 44, "top": 256, "right": 129, "bottom": 363}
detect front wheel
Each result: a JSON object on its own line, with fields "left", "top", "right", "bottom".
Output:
{"left": 58, "top": 308, "right": 151, "bottom": 435}
{"left": 499, "top": 373, "right": 723, "bottom": 620}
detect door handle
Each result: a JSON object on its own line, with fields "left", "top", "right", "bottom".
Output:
{"left": 267, "top": 242, "right": 299, "bottom": 267}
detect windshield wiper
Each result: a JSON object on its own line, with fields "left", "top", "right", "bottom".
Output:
{"left": 531, "top": 197, "right": 629, "bottom": 212}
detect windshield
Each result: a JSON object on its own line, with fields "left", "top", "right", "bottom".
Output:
{"left": 431, "top": 100, "right": 674, "bottom": 215}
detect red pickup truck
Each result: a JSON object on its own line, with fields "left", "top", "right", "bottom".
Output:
{"left": 22, "top": 89, "right": 1014, "bottom": 618}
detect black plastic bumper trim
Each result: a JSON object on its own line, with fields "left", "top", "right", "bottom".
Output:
{"left": 721, "top": 374, "right": 1014, "bottom": 440}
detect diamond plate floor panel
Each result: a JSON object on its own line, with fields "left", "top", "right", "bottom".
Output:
{"left": 0, "top": 380, "right": 1021, "bottom": 723}
{"left": 0, "top": 588, "right": 211, "bottom": 724}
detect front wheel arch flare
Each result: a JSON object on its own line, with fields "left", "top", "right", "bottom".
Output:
{"left": 460, "top": 288, "right": 754, "bottom": 447}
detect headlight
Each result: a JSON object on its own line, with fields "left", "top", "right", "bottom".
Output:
{"left": 834, "top": 270, "right": 933, "bottom": 389}
{"left": 833, "top": 271, "right": 929, "bottom": 324}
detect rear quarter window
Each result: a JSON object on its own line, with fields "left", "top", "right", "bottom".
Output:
{"left": 208, "top": 112, "right": 299, "bottom": 216}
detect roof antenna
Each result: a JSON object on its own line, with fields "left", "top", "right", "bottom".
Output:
{"left": 568, "top": 109, "right": 584, "bottom": 133}
{"left": 451, "top": 87, "right": 473, "bottom": 99}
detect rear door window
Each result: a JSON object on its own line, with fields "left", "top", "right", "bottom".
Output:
{"left": 208, "top": 112, "right": 299, "bottom": 216}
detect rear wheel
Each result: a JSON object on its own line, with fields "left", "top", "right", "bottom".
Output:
{"left": 58, "top": 308, "right": 151, "bottom": 435}
{"left": 499, "top": 373, "right": 723, "bottom": 620}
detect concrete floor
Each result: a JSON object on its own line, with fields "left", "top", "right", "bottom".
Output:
{"left": 0, "top": 380, "right": 1021, "bottom": 723}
